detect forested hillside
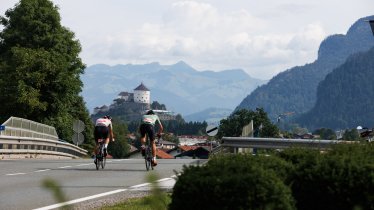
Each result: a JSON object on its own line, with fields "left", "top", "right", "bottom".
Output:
{"left": 236, "top": 16, "right": 374, "bottom": 120}
{"left": 296, "top": 47, "right": 374, "bottom": 130}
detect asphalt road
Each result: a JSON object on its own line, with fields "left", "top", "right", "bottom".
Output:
{"left": 0, "top": 158, "right": 204, "bottom": 210}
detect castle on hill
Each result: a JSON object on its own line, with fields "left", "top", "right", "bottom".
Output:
{"left": 93, "top": 83, "right": 175, "bottom": 121}
{"left": 93, "top": 82, "right": 151, "bottom": 114}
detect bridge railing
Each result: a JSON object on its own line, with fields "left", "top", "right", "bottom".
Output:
{"left": 221, "top": 137, "right": 355, "bottom": 152}
{"left": 0, "top": 136, "right": 87, "bottom": 158}
{"left": 0, "top": 117, "right": 87, "bottom": 158}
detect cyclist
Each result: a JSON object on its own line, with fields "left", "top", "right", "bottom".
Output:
{"left": 93, "top": 115, "right": 114, "bottom": 163}
{"left": 139, "top": 110, "right": 163, "bottom": 166}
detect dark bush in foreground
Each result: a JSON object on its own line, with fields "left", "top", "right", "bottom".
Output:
{"left": 170, "top": 154, "right": 295, "bottom": 210}
{"left": 279, "top": 144, "right": 374, "bottom": 210}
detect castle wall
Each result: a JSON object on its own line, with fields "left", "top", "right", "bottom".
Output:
{"left": 134, "top": 90, "right": 150, "bottom": 104}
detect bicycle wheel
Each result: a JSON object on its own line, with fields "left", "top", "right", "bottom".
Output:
{"left": 148, "top": 147, "right": 154, "bottom": 170}
{"left": 145, "top": 146, "right": 151, "bottom": 171}
{"left": 95, "top": 156, "right": 100, "bottom": 170}
{"left": 101, "top": 156, "right": 106, "bottom": 169}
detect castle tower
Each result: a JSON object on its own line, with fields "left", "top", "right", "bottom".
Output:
{"left": 134, "top": 82, "right": 150, "bottom": 104}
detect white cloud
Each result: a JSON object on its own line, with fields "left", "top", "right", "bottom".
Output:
{"left": 1, "top": 0, "right": 372, "bottom": 79}
{"left": 88, "top": 1, "right": 329, "bottom": 79}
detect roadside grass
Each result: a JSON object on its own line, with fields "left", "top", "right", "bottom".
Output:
{"left": 100, "top": 172, "right": 171, "bottom": 210}
{"left": 42, "top": 171, "right": 172, "bottom": 210}
{"left": 100, "top": 194, "right": 171, "bottom": 210}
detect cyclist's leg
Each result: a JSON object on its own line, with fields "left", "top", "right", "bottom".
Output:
{"left": 93, "top": 126, "right": 100, "bottom": 157}
{"left": 101, "top": 127, "right": 109, "bottom": 156}
{"left": 148, "top": 125, "right": 157, "bottom": 165}
{"left": 139, "top": 124, "right": 147, "bottom": 145}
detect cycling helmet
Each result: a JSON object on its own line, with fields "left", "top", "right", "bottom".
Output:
{"left": 146, "top": 110, "right": 155, "bottom": 115}
{"left": 103, "top": 115, "right": 112, "bottom": 120}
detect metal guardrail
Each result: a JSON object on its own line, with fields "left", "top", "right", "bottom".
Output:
{"left": 221, "top": 137, "right": 355, "bottom": 151}
{"left": 0, "top": 117, "right": 87, "bottom": 158}
{"left": 1, "top": 117, "right": 58, "bottom": 140}
{"left": 0, "top": 136, "right": 87, "bottom": 158}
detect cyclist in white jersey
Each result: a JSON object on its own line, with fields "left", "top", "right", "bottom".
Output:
{"left": 139, "top": 110, "right": 163, "bottom": 166}
{"left": 93, "top": 115, "right": 114, "bottom": 162}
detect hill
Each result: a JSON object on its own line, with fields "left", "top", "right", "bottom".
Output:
{"left": 81, "top": 61, "right": 266, "bottom": 116}
{"left": 296, "top": 46, "right": 374, "bottom": 130}
{"left": 236, "top": 15, "right": 374, "bottom": 120}
{"left": 184, "top": 107, "right": 233, "bottom": 124}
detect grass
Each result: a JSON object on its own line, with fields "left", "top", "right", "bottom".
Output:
{"left": 99, "top": 194, "right": 172, "bottom": 210}
{"left": 41, "top": 171, "right": 172, "bottom": 210}
{"left": 100, "top": 172, "right": 172, "bottom": 210}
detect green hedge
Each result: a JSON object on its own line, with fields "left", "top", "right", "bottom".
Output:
{"left": 170, "top": 154, "right": 295, "bottom": 210}
{"left": 280, "top": 144, "right": 374, "bottom": 210}
{"left": 170, "top": 143, "right": 374, "bottom": 210}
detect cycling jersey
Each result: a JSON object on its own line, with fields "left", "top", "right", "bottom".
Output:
{"left": 95, "top": 118, "right": 112, "bottom": 128}
{"left": 141, "top": 114, "right": 161, "bottom": 126}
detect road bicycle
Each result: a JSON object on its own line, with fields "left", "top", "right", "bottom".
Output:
{"left": 95, "top": 138, "right": 106, "bottom": 170}
{"left": 144, "top": 135, "right": 162, "bottom": 171}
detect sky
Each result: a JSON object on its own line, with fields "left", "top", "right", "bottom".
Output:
{"left": 1, "top": 0, "right": 373, "bottom": 80}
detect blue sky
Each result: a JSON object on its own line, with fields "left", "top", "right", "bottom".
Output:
{"left": 1, "top": 0, "right": 373, "bottom": 79}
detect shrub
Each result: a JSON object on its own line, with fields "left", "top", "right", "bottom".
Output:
{"left": 170, "top": 154, "right": 295, "bottom": 210}
{"left": 279, "top": 144, "right": 374, "bottom": 210}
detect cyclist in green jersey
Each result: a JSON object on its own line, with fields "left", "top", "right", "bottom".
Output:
{"left": 139, "top": 110, "right": 163, "bottom": 166}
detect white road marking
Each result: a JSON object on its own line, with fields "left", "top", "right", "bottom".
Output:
{"left": 34, "top": 175, "right": 177, "bottom": 209}
{"left": 33, "top": 189, "right": 128, "bottom": 210}
{"left": 58, "top": 166, "right": 72, "bottom": 169}
{"left": 6, "top": 173, "right": 26, "bottom": 176}
{"left": 129, "top": 183, "right": 150, "bottom": 188}
{"left": 157, "top": 178, "right": 172, "bottom": 182}
{"left": 34, "top": 169, "right": 51, "bottom": 173}
{"left": 76, "top": 163, "right": 92, "bottom": 166}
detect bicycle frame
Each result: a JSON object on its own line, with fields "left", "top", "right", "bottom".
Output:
{"left": 144, "top": 136, "right": 154, "bottom": 171}
{"left": 95, "top": 138, "right": 106, "bottom": 170}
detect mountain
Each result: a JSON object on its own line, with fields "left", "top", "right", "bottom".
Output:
{"left": 296, "top": 46, "right": 374, "bottom": 130}
{"left": 236, "top": 15, "right": 374, "bottom": 121}
{"left": 184, "top": 107, "right": 233, "bottom": 124}
{"left": 81, "top": 61, "right": 266, "bottom": 116}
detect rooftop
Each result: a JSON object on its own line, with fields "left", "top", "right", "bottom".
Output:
{"left": 134, "top": 82, "right": 150, "bottom": 91}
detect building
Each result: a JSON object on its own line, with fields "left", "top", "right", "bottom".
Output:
{"left": 134, "top": 82, "right": 150, "bottom": 104}
{"left": 93, "top": 82, "right": 151, "bottom": 114}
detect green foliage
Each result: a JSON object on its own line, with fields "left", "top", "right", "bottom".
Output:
{"left": 342, "top": 129, "right": 362, "bottom": 141}
{"left": 313, "top": 128, "right": 337, "bottom": 140}
{"left": 144, "top": 172, "right": 170, "bottom": 210}
{"left": 42, "top": 178, "right": 70, "bottom": 209}
{"left": 172, "top": 144, "right": 374, "bottom": 210}
{"left": 0, "top": 0, "right": 93, "bottom": 148}
{"left": 218, "top": 108, "right": 279, "bottom": 138}
{"left": 107, "top": 118, "right": 130, "bottom": 158}
{"left": 170, "top": 154, "right": 295, "bottom": 210}
{"left": 151, "top": 101, "right": 166, "bottom": 110}
{"left": 278, "top": 144, "right": 374, "bottom": 210}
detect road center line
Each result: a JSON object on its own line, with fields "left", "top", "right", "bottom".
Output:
{"left": 6, "top": 173, "right": 26, "bottom": 176}
{"left": 76, "top": 163, "right": 92, "bottom": 166}
{"left": 34, "top": 169, "right": 51, "bottom": 173}
{"left": 58, "top": 166, "right": 72, "bottom": 169}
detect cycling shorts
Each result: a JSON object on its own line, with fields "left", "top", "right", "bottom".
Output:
{"left": 140, "top": 123, "right": 155, "bottom": 141}
{"left": 94, "top": 126, "right": 109, "bottom": 143}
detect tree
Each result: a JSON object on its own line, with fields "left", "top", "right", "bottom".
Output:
{"left": 0, "top": 0, "right": 93, "bottom": 147}
{"left": 218, "top": 108, "right": 279, "bottom": 138}
{"left": 107, "top": 119, "right": 130, "bottom": 158}
{"left": 342, "top": 128, "right": 361, "bottom": 141}
{"left": 313, "top": 128, "right": 337, "bottom": 140}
